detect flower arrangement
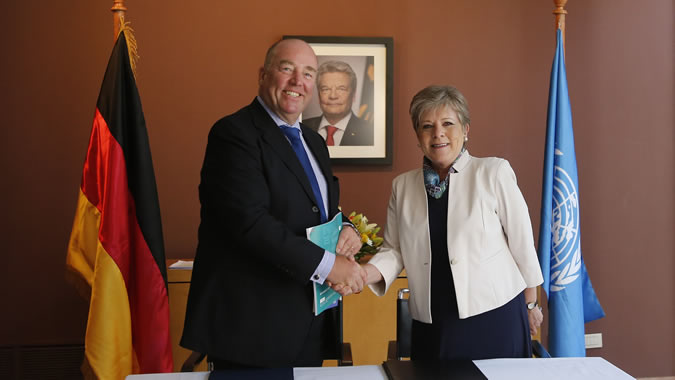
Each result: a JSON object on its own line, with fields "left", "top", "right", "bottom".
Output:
{"left": 348, "top": 211, "right": 384, "bottom": 263}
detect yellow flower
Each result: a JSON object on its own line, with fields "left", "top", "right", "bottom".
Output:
{"left": 348, "top": 211, "right": 384, "bottom": 262}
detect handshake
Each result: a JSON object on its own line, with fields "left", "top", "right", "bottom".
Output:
{"left": 325, "top": 255, "right": 379, "bottom": 296}
{"left": 323, "top": 223, "right": 382, "bottom": 296}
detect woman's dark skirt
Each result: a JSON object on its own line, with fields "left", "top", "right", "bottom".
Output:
{"left": 411, "top": 292, "right": 532, "bottom": 360}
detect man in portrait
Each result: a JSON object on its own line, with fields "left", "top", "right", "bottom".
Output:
{"left": 304, "top": 60, "right": 374, "bottom": 146}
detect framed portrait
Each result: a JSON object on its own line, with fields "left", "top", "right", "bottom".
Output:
{"left": 284, "top": 36, "right": 393, "bottom": 165}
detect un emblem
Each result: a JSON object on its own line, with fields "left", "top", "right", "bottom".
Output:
{"left": 550, "top": 164, "right": 581, "bottom": 292}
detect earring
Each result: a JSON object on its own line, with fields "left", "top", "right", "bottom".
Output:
{"left": 464, "top": 136, "right": 468, "bottom": 142}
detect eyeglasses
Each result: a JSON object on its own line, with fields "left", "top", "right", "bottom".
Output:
{"left": 319, "top": 86, "right": 350, "bottom": 95}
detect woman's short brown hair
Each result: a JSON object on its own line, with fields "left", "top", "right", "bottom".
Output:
{"left": 409, "top": 85, "right": 470, "bottom": 131}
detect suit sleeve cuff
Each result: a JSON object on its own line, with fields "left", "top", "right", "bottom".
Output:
{"left": 310, "top": 250, "right": 335, "bottom": 284}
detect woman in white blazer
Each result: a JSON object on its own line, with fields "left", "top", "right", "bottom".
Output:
{"left": 362, "top": 85, "right": 544, "bottom": 360}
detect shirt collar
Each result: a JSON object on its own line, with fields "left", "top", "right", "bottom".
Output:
{"left": 318, "top": 112, "right": 351, "bottom": 131}
{"left": 256, "top": 96, "right": 301, "bottom": 129}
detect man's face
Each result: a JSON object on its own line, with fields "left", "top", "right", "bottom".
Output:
{"left": 317, "top": 72, "right": 354, "bottom": 121}
{"left": 258, "top": 40, "right": 318, "bottom": 125}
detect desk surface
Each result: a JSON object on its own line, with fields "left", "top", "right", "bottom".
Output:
{"left": 126, "top": 357, "right": 634, "bottom": 380}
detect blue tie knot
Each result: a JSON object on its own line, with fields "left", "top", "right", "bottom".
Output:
{"left": 280, "top": 125, "right": 301, "bottom": 141}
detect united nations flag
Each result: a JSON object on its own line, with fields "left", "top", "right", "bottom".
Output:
{"left": 538, "top": 28, "right": 605, "bottom": 357}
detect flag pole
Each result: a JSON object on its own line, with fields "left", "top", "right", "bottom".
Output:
{"left": 553, "top": 0, "right": 568, "bottom": 50}
{"left": 111, "top": 0, "right": 127, "bottom": 40}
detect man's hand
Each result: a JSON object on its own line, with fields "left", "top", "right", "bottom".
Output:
{"left": 335, "top": 225, "right": 361, "bottom": 260}
{"left": 326, "top": 256, "right": 367, "bottom": 296}
{"left": 332, "top": 263, "right": 384, "bottom": 295}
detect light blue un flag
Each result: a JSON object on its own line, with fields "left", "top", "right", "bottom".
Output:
{"left": 538, "top": 29, "right": 605, "bottom": 357}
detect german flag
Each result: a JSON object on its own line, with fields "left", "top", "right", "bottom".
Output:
{"left": 66, "top": 27, "right": 173, "bottom": 378}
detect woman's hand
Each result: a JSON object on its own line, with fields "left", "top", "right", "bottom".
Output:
{"left": 326, "top": 256, "right": 366, "bottom": 296}
{"left": 362, "top": 263, "right": 384, "bottom": 285}
{"left": 524, "top": 287, "right": 542, "bottom": 335}
{"left": 528, "top": 306, "right": 544, "bottom": 335}
{"left": 329, "top": 263, "right": 383, "bottom": 296}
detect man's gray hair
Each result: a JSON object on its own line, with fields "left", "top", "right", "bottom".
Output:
{"left": 263, "top": 39, "right": 282, "bottom": 70}
{"left": 317, "top": 61, "right": 357, "bottom": 95}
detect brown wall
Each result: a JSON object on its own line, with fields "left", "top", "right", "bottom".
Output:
{"left": 2, "top": 0, "right": 672, "bottom": 377}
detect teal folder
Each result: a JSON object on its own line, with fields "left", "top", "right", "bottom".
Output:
{"left": 306, "top": 212, "right": 343, "bottom": 315}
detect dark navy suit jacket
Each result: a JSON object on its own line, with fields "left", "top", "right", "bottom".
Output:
{"left": 181, "top": 99, "right": 342, "bottom": 366}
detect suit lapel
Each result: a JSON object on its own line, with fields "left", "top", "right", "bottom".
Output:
{"left": 249, "top": 100, "right": 318, "bottom": 204}
{"left": 341, "top": 113, "right": 357, "bottom": 145}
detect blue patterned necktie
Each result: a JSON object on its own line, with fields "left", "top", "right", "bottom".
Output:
{"left": 280, "top": 126, "right": 327, "bottom": 222}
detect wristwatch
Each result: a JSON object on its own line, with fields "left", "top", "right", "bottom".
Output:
{"left": 526, "top": 301, "right": 539, "bottom": 310}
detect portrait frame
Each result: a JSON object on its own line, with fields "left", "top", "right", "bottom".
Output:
{"left": 284, "top": 36, "right": 393, "bottom": 165}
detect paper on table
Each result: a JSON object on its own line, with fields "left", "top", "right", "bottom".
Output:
{"left": 169, "top": 260, "right": 193, "bottom": 269}
{"left": 473, "top": 357, "right": 635, "bottom": 380}
{"left": 306, "top": 212, "right": 343, "bottom": 316}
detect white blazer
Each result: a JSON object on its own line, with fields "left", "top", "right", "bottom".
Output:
{"left": 369, "top": 153, "right": 543, "bottom": 321}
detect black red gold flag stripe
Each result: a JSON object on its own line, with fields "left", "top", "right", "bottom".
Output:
{"left": 66, "top": 30, "right": 173, "bottom": 378}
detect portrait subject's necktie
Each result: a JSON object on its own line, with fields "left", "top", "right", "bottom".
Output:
{"left": 280, "top": 126, "right": 327, "bottom": 222}
{"left": 325, "top": 125, "right": 338, "bottom": 146}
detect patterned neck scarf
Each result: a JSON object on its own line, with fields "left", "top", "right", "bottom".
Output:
{"left": 422, "top": 149, "right": 465, "bottom": 199}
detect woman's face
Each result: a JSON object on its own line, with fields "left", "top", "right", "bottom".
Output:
{"left": 415, "top": 105, "right": 469, "bottom": 174}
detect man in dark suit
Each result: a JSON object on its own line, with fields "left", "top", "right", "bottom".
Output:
{"left": 303, "top": 61, "right": 374, "bottom": 146}
{"left": 180, "top": 39, "right": 365, "bottom": 369}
